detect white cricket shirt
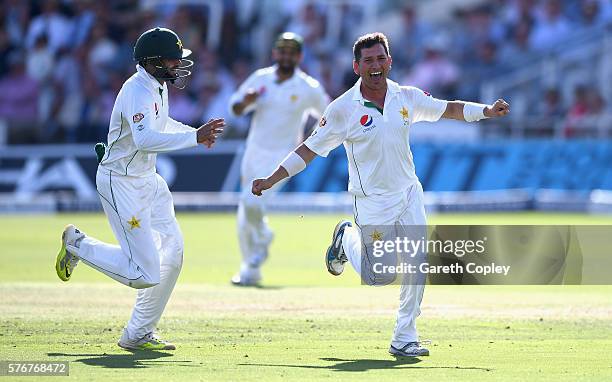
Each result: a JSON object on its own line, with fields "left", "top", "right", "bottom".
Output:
{"left": 99, "top": 65, "right": 198, "bottom": 177}
{"left": 229, "top": 65, "right": 329, "bottom": 154}
{"left": 304, "top": 78, "right": 448, "bottom": 197}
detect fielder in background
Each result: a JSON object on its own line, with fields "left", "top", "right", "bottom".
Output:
{"left": 252, "top": 32, "right": 509, "bottom": 357}
{"left": 55, "top": 27, "right": 225, "bottom": 351}
{"left": 229, "top": 32, "right": 330, "bottom": 286}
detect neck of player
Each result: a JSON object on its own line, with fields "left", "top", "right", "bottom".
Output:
{"left": 360, "top": 80, "right": 387, "bottom": 108}
{"left": 276, "top": 67, "right": 295, "bottom": 82}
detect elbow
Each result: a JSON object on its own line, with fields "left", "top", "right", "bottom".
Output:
{"left": 132, "top": 134, "right": 149, "bottom": 151}
{"left": 230, "top": 102, "right": 243, "bottom": 117}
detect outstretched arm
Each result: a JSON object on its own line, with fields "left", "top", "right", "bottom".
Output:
{"left": 252, "top": 144, "right": 317, "bottom": 196}
{"left": 442, "top": 99, "right": 510, "bottom": 121}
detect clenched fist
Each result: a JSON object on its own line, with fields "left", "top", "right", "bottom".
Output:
{"left": 484, "top": 99, "right": 510, "bottom": 118}
{"left": 252, "top": 178, "right": 273, "bottom": 196}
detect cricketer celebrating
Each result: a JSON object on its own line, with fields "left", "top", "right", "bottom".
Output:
{"left": 55, "top": 27, "right": 225, "bottom": 351}
{"left": 229, "top": 32, "right": 329, "bottom": 286}
{"left": 252, "top": 32, "right": 509, "bottom": 357}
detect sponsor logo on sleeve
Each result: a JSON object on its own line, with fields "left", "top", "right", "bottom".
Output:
{"left": 423, "top": 90, "right": 432, "bottom": 97}
{"left": 133, "top": 113, "right": 144, "bottom": 123}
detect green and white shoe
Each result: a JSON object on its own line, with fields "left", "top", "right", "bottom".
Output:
{"left": 118, "top": 332, "right": 177, "bottom": 351}
{"left": 55, "top": 224, "right": 84, "bottom": 282}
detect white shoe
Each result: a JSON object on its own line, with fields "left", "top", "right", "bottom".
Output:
{"left": 231, "top": 265, "right": 261, "bottom": 286}
{"left": 389, "top": 342, "right": 430, "bottom": 357}
{"left": 118, "top": 331, "right": 176, "bottom": 351}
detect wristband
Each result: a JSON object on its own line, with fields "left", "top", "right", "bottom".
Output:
{"left": 462, "top": 102, "right": 488, "bottom": 122}
{"left": 279, "top": 151, "right": 306, "bottom": 177}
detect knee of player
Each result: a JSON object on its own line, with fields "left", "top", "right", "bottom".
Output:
{"left": 129, "top": 279, "right": 160, "bottom": 289}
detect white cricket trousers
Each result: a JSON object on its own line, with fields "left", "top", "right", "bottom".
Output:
{"left": 236, "top": 148, "right": 287, "bottom": 274}
{"left": 342, "top": 182, "right": 427, "bottom": 347}
{"left": 76, "top": 169, "right": 184, "bottom": 340}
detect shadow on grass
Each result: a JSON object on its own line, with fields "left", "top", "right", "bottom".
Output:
{"left": 229, "top": 283, "right": 285, "bottom": 290}
{"left": 47, "top": 351, "right": 192, "bottom": 369}
{"left": 239, "top": 357, "right": 492, "bottom": 372}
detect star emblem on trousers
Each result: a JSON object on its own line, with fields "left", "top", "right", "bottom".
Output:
{"left": 128, "top": 216, "right": 141, "bottom": 230}
{"left": 370, "top": 229, "right": 384, "bottom": 242}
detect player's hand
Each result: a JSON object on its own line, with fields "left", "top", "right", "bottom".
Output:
{"left": 243, "top": 89, "right": 259, "bottom": 106}
{"left": 252, "top": 178, "right": 273, "bottom": 196}
{"left": 484, "top": 99, "right": 510, "bottom": 118}
{"left": 196, "top": 118, "right": 225, "bottom": 148}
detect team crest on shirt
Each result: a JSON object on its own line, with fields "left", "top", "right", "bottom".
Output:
{"left": 400, "top": 106, "right": 409, "bottom": 125}
{"left": 290, "top": 94, "right": 298, "bottom": 102}
{"left": 133, "top": 113, "right": 144, "bottom": 123}
{"left": 319, "top": 116, "right": 327, "bottom": 127}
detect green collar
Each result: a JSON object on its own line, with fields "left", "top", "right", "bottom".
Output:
{"left": 363, "top": 100, "right": 383, "bottom": 115}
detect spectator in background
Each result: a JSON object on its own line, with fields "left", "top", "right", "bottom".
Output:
{"left": 0, "top": 25, "right": 17, "bottom": 75}
{"left": 532, "top": 87, "right": 564, "bottom": 135}
{"left": 4, "top": 0, "right": 31, "bottom": 47}
{"left": 285, "top": 2, "right": 329, "bottom": 72}
{"left": 379, "top": 5, "right": 431, "bottom": 70}
{"left": 499, "top": 19, "right": 532, "bottom": 62}
{"left": 0, "top": 52, "right": 39, "bottom": 143}
{"left": 403, "top": 37, "right": 460, "bottom": 100}
{"left": 529, "top": 0, "right": 571, "bottom": 52}
{"left": 26, "top": 34, "right": 56, "bottom": 141}
{"left": 501, "top": 0, "right": 537, "bottom": 32}
{"left": 25, "top": 0, "right": 74, "bottom": 54}
{"left": 563, "top": 85, "right": 608, "bottom": 137}
{"left": 88, "top": 23, "right": 119, "bottom": 86}
{"left": 72, "top": 0, "right": 97, "bottom": 47}
{"left": 457, "top": 4, "right": 505, "bottom": 64}
{"left": 459, "top": 40, "right": 500, "bottom": 100}
{"left": 577, "top": 0, "right": 612, "bottom": 27}
{"left": 167, "top": 5, "right": 204, "bottom": 53}
{"left": 53, "top": 47, "right": 85, "bottom": 142}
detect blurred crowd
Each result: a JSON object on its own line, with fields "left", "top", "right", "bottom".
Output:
{"left": 1, "top": 0, "right": 611, "bottom": 144}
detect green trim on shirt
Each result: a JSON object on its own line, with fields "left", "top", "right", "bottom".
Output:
{"left": 363, "top": 100, "right": 383, "bottom": 115}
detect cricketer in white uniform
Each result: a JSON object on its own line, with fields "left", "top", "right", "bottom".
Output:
{"left": 229, "top": 32, "right": 329, "bottom": 286}
{"left": 55, "top": 28, "right": 225, "bottom": 351}
{"left": 252, "top": 32, "right": 509, "bottom": 357}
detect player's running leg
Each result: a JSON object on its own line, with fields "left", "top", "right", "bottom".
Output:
{"left": 234, "top": 190, "right": 273, "bottom": 286}
{"left": 119, "top": 174, "right": 183, "bottom": 351}
{"left": 56, "top": 170, "right": 161, "bottom": 289}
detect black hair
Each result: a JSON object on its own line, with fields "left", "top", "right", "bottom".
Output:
{"left": 353, "top": 32, "right": 390, "bottom": 62}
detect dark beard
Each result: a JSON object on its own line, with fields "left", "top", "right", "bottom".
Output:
{"left": 277, "top": 64, "right": 295, "bottom": 75}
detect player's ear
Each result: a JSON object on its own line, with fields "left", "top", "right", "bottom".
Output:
{"left": 353, "top": 60, "right": 359, "bottom": 75}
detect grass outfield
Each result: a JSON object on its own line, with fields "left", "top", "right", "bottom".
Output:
{"left": 1, "top": 212, "right": 612, "bottom": 381}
